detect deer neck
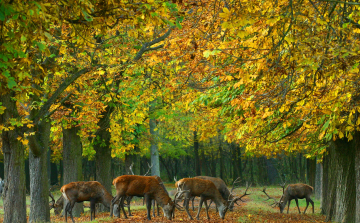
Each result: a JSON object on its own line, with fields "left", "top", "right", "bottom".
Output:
{"left": 102, "top": 190, "right": 113, "bottom": 208}
{"left": 154, "top": 187, "right": 172, "bottom": 207}
{"left": 212, "top": 192, "right": 227, "bottom": 208}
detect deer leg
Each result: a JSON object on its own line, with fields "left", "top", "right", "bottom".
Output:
{"left": 120, "top": 196, "right": 128, "bottom": 219}
{"left": 90, "top": 200, "right": 96, "bottom": 221}
{"left": 184, "top": 193, "right": 193, "bottom": 220}
{"left": 68, "top": 201, "right": 76, "bottom": 223}
{"left": 111, "top": 194, "right": 121, "bottom": 217}
{"left": 152, "top": 199, "right": 156, "bottom": 217}
{"left": 156, "top": 202, "right": 160, "bottom": 217}
{"left": 145, "top": 194, "right": 152, "bottom": 220}
{"left": 195, "top": 197, "right": 204, "bottom": 220}
{"left": 287, "top": 200, "right": 291, "bottom": 214}
{"left": 204, "top": 199, "right": 210, "bottom": 220}
{"left": 294, "top": 198, "right": 301, "bottom": 214}
{"left": 127, "top": 196, "right": 133, "bottom": 216}
{"left": 192, "top": 196, "right": 195, "bottom": 211}
{"left": 305, "top": 197, "right": 314, "bottom": 214}
{"left": 64, "top": 202, "right": 69, "bottom": 223}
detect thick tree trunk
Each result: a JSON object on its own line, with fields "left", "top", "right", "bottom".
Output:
{"left": 323, "top": 140, "right": 356, "bottom": 222}
{"left": 1, "top": 93, "right": 27, "bottom": 223}
{"left": 62, "top": 125, "right": 84, "bottom": 216}
{"left": 93, "top": 106, "right": 113, "bottom": 212}
{"left": 355, "top": 130, "right": 360, "bottom": 223}
{"left": 193, "top": 131, "right": 201, "bottom": 176}
{"left": 29, "top": 120, "right": 51, "bottom": 223}
{"left": 315, "top": 162, "right": 323, "bottom": 201}
{"left": 149, "top": 117, "right": 160, "bottom": 177}
{"left": 307, "top": 158, "right": 316, "bottom": 187}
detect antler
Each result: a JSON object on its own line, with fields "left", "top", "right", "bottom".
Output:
{"left": 143, "top": 162, "right": 153, "bottom": 176}
{"left": 279, "top": 182, "right": 286, "bottom": 194}
{"left": 228, "top": 181, "right": 251, "bottom": 208}
{"left": 261, "top": 187, "right": 279, "bottom": 207}
{"left": 49, "top": 184, "right": 57, "bottom": 209}
{"left": 128, "top": 163, "right": 135, "bottom": 175}
{"left": 230, "top": 177, "right": 242, "bottom": 194}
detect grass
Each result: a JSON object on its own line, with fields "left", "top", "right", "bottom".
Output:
{"left": 0, "top": 185, "right": 326, "bottom": 222}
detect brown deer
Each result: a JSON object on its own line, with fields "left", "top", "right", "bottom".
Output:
{"left": 110, "top": 175, "right": 180, "bottom": 220}
{"left": 175, "top": 178, "right": 250, "bottom": 220}
{"left": 262, "top": 183, "right": 314, "bottom": 214}
{"left": 194, "top": 176, "right": 241, "bottom": 211}
{"left": 59, "top": 181, "right": 114, "bottom": 223}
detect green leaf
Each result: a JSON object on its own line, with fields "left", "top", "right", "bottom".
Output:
{"left": 21, "top": 36, "right": 27, "bottom": 42}
{"left": 36, "top": 42, "right": 46, "bottom": 51}
{"left": 0, "top": 11, "right": 5, "bottom": 21}
{"left": 7, "top": 77, "right": 17, "bottom": 89}
{"left": 82, "top": 9, "right": 93, "bottom": 21}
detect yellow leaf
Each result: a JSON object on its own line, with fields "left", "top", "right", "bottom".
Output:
{"left": 338, "top": 131, "right": 344, "bottom": 139}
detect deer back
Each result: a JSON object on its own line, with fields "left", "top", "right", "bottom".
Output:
{"left": 113, "top": 175, "right": 170, "bottom": 203}
{"left": 195, "top": 176, "right": 230, "bottom": 199}
{"left": 285, "top": 183, "right": 313, "bottom": 199}
{"left": 177, "top": 178, "right": 223, "bottom": 199}
{"left": 61, "top": 181, "right": 112, "bottom": 205}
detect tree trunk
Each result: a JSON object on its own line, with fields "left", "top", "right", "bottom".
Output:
{"left": 315, "top": 162, "right": 323, "bottom": 201}
{"left": 323, "top": 140, "right": 356, "bottom": 222}
{"left": 193, "top": 131, "right": 201, "bottom": 176}
{"left": 93, "top": 106, "right": 113, "bottom": 212}
{"left": 29, "top": 120, "right": 51, "bottom": 223}
{"left": 62, "top": 125, "right": 84, "bottom": 216}
{"left": 355, "top": 130, "right": 360, "bottom": 223}
{"left": 149, "top": 116, "right": 160, "bottom": 177}
{"left": 0, "top": 93, "right": 27, "bottom": 223}
{"left": 307, "top": 158, "right": 316, "bottom": 187}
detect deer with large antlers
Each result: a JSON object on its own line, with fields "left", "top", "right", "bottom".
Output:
{"left": 175, "top": 178, "right": 250, "bottom": 220}
{"left": 57, "top": 181, "right": 114, "bottom": 223}
{"left": 111, "top": 175, "right": 180, "bottom": 220}
{"left": 262, "top": 183, "right": 314, "bottom": 214}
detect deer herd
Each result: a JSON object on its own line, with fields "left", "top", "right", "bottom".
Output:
{"left": 48, "top": 172, "right": 315, "bottom": 222}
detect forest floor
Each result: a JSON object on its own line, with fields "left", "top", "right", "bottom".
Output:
{"left": 0, "top": 185, "right": 326, "bottom": 222}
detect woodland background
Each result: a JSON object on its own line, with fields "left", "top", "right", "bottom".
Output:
{"left": 1, "top": 0, "right": 360, "bottom": 222}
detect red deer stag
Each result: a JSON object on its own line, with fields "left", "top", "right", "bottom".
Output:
{"left": 262, "top": 183, "right": 314, "bottom": 214}
{"left": 194, "top": 176, "right": 241, "bottom": 211}
{"left": 175, "top": 178, "right": 250, "bottom": 220}
{"left": 60, "top": 181, "right": 114, "bottom": 223}
{"left": 111, "top": 175, "right": 180, "bottom": 220}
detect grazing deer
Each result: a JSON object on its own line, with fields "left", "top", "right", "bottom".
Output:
{"left": 49, "top": 191, "right": 64, "bottom": 216}
{"left": 111, "top": 175, "right": 180, "bottom": 220}
{"left": 194, "top": 176, "right": 241, "bottom": 211}
{"left": 262, "top": 183, "right": 314, "bottom": 214}
{"left": 59, "top": 181, "right": 114, "bottom": 223}
{"left": 175, "top": 178, "right": 250, "bottom": 220}
{"left": 120, "top": 163, "right": 166, "bottom": 217}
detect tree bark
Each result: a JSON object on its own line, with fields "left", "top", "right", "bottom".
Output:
{"left": 307, "top": 158, "right": 316, "bottom": 187}
{"left": 0, "top": 93, "right": 27, "bottom": 223}
{"left": 315, "top": 162, "right": 323, "bottom": 201}
{"left": 355, "top": 130, "right": 360, "bottom": 223}
{"left": 149, "top": 100, "right": 160, "bottom": 177}
{"left": 62, "top": 125, "right": 84, "bottom": 216}
{"left": 323, "top": 140, "right": 356, "bottom": 222}
{"left": 193, "top": 131, "right": 201, "bottom": 176}
{"left": 93, "top": 106, "right": 113, "bottom": 212}
{"left": 29, "top": 119, "right": 51, "bottom": 222}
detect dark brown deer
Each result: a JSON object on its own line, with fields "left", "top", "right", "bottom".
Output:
{"left": 60, "top": 181, "right": 114, "bottom": 223}
{"left": 49, "top": 192, "right": 64, "bottom": 216}
{"left": 194, "top": 176, "right": 241, "bottom": 211}
{"left": 262, "top": 183, "right": 314, "bottom": 214}
{"left": 175, "top": 178, "right": 250, "bottom": 220}
{"left": 110, "top": 175, "right": 180, "bottom": 220}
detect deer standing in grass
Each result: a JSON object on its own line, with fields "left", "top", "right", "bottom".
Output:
{"left": 58, "top": 181, "right": 114, "bottom": 223}
{"left": 262, "top": 183, "right": 314, "bottom": 214}
{"left": 175, "top": 178, "right": 250, "bottom": 220}
{"left": 111, "top": 175, "right": 179, "bottom": 220}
